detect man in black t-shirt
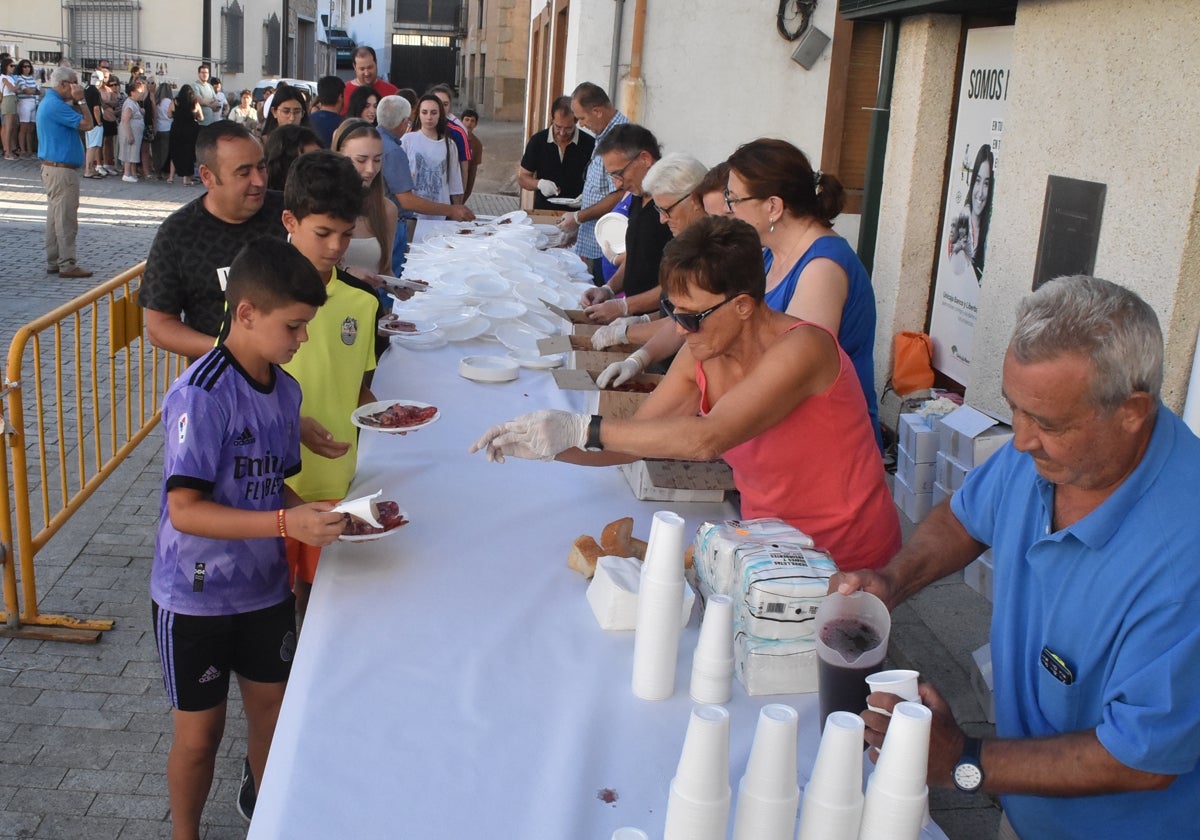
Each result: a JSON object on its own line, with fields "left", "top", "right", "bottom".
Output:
{"left": 140, "top": 122, "right": 288, "bottom": 359}
{"left": 517, "top": 96, "right": 595, "bottom": 211}
{"left": 580, "top": 124, "right": 672, "bottom": 324}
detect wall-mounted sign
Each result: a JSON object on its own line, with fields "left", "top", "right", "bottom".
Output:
{"left": 928, "top": 25, "right": 1013, "bottom": 385}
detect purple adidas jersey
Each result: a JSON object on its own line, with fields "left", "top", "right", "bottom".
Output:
{"left": 151, "top": 346, "right": 302, "bottom": 616}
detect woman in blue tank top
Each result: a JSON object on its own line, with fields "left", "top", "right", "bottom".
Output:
{"left": 726, "top": 139, "right": 881, "bottom": 448}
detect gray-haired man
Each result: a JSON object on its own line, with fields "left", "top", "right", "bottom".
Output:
{"left": 35, "top": 65, "right": 94, "bottom": 278}
{"left": 833, "top": 275, "right": 1200, "bottom": 839}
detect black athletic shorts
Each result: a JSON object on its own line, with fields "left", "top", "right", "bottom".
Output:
{"left": 152, "top": 596, "right": 296, "bottom": 712}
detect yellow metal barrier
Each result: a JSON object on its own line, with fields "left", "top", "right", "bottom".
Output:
{"left": 1, "top": 261, "right": 184, "bottom": 642}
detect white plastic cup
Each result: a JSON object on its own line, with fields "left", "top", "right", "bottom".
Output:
{"left": 868, "top": 701, "right": 931, "bottom": 798}
{"left": 611, "top": 829, "right": 649, "bottom": 840}
{"left": 643, "top": 510, "right": 687, "bottom": 584}
{"left": 858, "top": 783, "right": 927, "bottom": 840}
{"left": 796, "top": 711, "right": 864, "bottom": 840}
{"left": 664, "top": 704, "right": 732, "bottom": 840}
{"left": 732, "top": 704, "right": 800, "bottom": 840}
{"left": 690, "top": 594, "right": 735, "bottom": 704}
{"left": 632, "top": 511, "right": 687, "bottom": 700}
{"left": 865, "top": 669, "right": 920, "bottom": 715}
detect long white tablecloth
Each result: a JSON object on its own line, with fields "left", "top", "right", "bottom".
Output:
{"left": 248, "top": 333, "right": 949, "bottom": 840}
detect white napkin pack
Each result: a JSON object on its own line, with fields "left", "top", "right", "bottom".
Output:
{"left": 587, "top": 555, "right": 695, "bottom": 631}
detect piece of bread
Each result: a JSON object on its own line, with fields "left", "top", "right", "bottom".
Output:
{"left": 600, "top": 517, "right": 635, "bottom": 555}
{"left": 568, "top": 535, "right": 605, "bottom": 579}
{"left": 626, "top": 537, "right": 648, "bottom": 561}
{"left": 683, "top": 544, "right": 694, "bottom": 569}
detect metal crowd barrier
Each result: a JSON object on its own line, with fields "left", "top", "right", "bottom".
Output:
{"left": 0, "top": 261, "right": 183, "bottom": 643}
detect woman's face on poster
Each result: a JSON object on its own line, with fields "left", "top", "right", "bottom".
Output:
{"left": 971, "top": 159, "right": 991, "bottom": 219}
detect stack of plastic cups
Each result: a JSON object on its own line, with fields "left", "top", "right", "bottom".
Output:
{"left": 732, "top": 704, "right": 800, "bottom": 840}
{"left": 796, "top": 711, "right": 865, "bottom": 840}
{"left": 664, "top": 704, "right": 732, "bottom": 840}
{"left": 632, "top": 511, "right": 687, "bottom": 701}
{"left": 690, "top": 594, "right": 734, "bottom": 704}
{"left": 858, "top": 701, "right": 932, "bottom": 840}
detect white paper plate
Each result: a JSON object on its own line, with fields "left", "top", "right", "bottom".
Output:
{"left": 548, "top": 196, "right": 582, "bottom": 208}
{"left": 351, "top": 400, "right": 441, "bottom": 432}
{"left": 517, "top": 310, "right": 560, "bottom": 335}
{"left": 478, "top": 299, "right": 527, "bottom": 319}
{"left": 509, "top": 352, "right": 565, "bottom": 370}
{"left": 377, "top": 316, "right": 435, "bottom": 336}
{"left": 494, "top": 209, "right": 529, "bottom": 226}
{"left": 595, "top": 212, "right": 628, "bottom": 256}
{"left": 494, "top": 322, "right": 548, "bottom": 354}
{"left": 392, "top": 333, "right": 447, "bottom": 350}
{"left": 432, "top": 308, "right": 481, "bottom": 330}
{"left": 441, "top": 315, "right": 491, "bottom": 342}
{"left": 377, "top": 275, "right": 430, "bottom": 295}
{"left": 459, "top": 355, "right": 520, "bottom": 383}
{"left": 463, "top": 274, "right": 510, "bottom": 297}
{"left": 338, "top": 507, "right": 411, "bottom": 542}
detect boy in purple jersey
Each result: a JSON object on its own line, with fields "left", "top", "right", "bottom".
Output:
{"left": 152, "top": 237, "right": 346, "bottom": 838}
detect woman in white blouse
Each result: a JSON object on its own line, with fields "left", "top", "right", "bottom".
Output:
{"left": 399, "top": 94, "right": 465, "bottom": 220}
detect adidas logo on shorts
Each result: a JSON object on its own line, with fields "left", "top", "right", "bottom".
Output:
{"left": 198, "top": 665, "right": 222, "bottom": 684}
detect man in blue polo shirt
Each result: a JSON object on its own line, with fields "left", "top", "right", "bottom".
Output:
{"left": 36, "top": 65, "right": 94, "bottom": 278}
{"left": 833, "top": 274, "right": 1200, "bottom": 839}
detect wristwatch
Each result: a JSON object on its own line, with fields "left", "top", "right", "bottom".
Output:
{"left": 953, "top": 736, "right": 985, "bottom": 792}
{"left": 584, "top": 414, "right": 604, "bottom": 452}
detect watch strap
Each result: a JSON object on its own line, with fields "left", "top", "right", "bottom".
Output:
{"left": 585, "top": 414, "right": 603, "bottom": 451}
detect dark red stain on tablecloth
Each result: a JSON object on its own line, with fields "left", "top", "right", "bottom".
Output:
{"left": 597, "top": 788, "right": 618, "bottom": 806}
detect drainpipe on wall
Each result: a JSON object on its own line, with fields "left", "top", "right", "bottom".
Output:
{"left": 202, "top": 0, "right": 212, "bottom": 63}
{"left": 856, "top": 18, "right": 898, "bottom": 274}
{"left": 608, "top": 0, "right": 625, "bottom": 100}
{"left": 282, "top": 0, "right": 291, "bottom": 77}
{"left": 619, "top": 0, "right": 646, "bottom": 121}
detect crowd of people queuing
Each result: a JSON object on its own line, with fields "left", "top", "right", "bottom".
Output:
{"left": 27, "top": 43, "right": 1200, "bottom": 839}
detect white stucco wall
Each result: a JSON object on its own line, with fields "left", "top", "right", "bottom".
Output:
{"left": 531, "top": 0, "right": 838, "bottom": 170}
{"left": 969, "top": 0, "right": 1200, "bottom": 415}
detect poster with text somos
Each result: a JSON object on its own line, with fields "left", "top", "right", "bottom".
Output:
{"left": 928, "top": 25, "right": 1013, "bottom": 385}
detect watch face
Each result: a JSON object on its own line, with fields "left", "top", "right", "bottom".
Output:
{"left": 954, "top": 762, "right": 983, "bottom": 791}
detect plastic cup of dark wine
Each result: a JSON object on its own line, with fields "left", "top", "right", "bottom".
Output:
{"left": 814, "top": 591, "right": 892, "bottom": 730}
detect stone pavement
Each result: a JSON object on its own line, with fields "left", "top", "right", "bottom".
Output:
{"left": 0, "top": 118, "right": 1000, "bottom": 839}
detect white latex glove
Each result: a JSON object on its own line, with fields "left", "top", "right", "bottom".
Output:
{"left": 580, "top": 285, "right": 615, "bottom": 307}
{"left": 470, "top": 410, "right": 588, "bottom": 463}
{"left": 557, "top": 211, "right": 580, "bottom": 233}
{"left": 591, "top": 315, "right": 650, "bottom": 349}
{"left": 585, "top": 298, "right": 629, "bottom": 324}
{"left": 600, "top": 238, "right": 619, "bottom": 264}
{"left": 537, "top": 179, "right": 560, "bottom": 198}
{"left": 597, "top": 349, "right": 651, "bottom": 388}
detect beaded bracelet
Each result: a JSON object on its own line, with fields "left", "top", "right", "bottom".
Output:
{"left": 277, "top": 508, "right": 288, "bottom": 538}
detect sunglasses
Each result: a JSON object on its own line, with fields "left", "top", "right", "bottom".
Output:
{"left": 660, "top": 295, "right": 736, "bottom": 333}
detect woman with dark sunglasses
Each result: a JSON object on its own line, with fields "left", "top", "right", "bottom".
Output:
{"left": 15, "top": 61, "right": 38, "bottom": 157}
{"left": 472, "top": 216, "right": 900, "bottom": 574}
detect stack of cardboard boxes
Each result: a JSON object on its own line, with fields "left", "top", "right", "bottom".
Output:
{"left": 893, "top": 405, "right": 1014, "bottom": 524}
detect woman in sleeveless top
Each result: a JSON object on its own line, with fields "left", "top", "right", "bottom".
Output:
{"left": 332, "top": 119, "right": 396, "bottom": 290}
{"left": 473, "top": 217, "right": 900, "bottom": 572}
{"left": 168, "top": 85, "right": 202, "bottom": 186}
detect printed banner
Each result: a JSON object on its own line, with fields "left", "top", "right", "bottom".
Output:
{"left": 928, "top": 25, "right": 1014, "bottom": 384}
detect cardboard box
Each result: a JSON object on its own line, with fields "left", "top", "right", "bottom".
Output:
{"left": 618, "top": 459, "right": 734, "bottom": 503}
{"left": 543, "top": 302, "right": 592, "bottom": 326}
{"left": 971, "top": 643, "right": 996, "bottom": 724}
{"left": 897, "top": 444, "right": 936, "bottom": 494}
{"left": 935, "top": 450, "right": 971, "bottom": 493}
{"left": 536, "top": 334, "right": 642, "bottom": 361}
{"left": 931, "top": 480, "right": 950, "bottom": 508}
{"left": 898, "top": 413, "right": 939, "bottom": 463}
{"left": 551, "top": 368, "right": 663, "bottom": 419}
{"left": 963, "top": 548, "right": 994, "bottom": 603}
{"left": 892, "top": 471, "right": 932, "bottom": 524}
{"left": 938, "top": 405, "right": 1013, "bottom": 468}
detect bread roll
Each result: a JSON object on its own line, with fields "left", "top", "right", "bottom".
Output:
{"left": 600, "top": 517, "right": 635, "bottom": 555}
{"left": 568, "top": 535, "right": 605, "bottom": 579}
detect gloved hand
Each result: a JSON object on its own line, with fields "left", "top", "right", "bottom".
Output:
{"left": 580, "top": 285, "right": 615, "bottom": 307}
{"left": 470, "top": 410, "right": 588, "bottom": 463}
{"left": 537, "top": 179, "right": 560, "bottom": 198}
{"left": 597, "top": 349, "right": 651, "bottom": 388}
{"left": 591, "top": 315, "right": 650, "bottom": 349}
{"left": 600, "top": 237, "right": 620, "bottom": 264}
{"left": 585, "top": 298, "right": 629, "bottom": 324}
{"left": 557, "top": 211, "right": 580, "bottom": 233}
